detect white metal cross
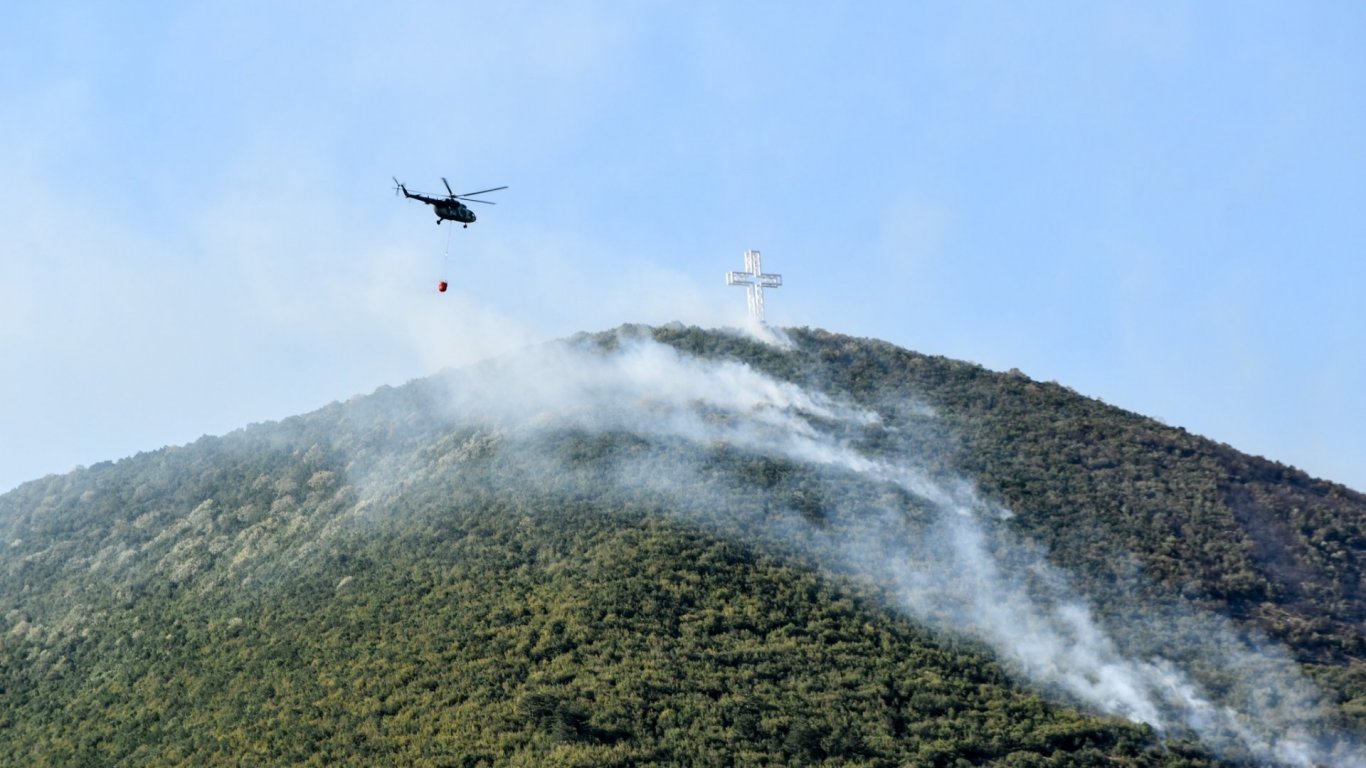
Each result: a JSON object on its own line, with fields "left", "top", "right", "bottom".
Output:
{"left": 726, "top": 249, "right": 782, "bottom": 324}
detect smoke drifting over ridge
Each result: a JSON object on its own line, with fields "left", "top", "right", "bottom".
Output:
{"left": 411, "top": 329, "right": 1360, "bottom": 767}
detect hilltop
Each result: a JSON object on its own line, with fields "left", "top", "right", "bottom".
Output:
{"left": 2, "top": 325, "right": 1362, "bottom": 766}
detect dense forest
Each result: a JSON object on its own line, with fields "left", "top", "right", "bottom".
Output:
{"left": 2, "top": 324, "right": 1362, "bottom": 766}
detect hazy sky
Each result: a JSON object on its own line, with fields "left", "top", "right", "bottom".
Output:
{"left": 3, "top": 2, "right": 1364, "bottom": 494}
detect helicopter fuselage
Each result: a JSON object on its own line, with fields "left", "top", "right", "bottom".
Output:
{"left": 404, "top": 191, "right": 476, "bottom": 224}
{"left": 433, "top": 202, "right": 476, "bottom": 224}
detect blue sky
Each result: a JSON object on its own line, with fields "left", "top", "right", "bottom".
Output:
{"left": 3, "top": 2, "right": 1364, "bottom": 494}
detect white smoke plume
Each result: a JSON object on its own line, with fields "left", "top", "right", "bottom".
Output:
{"left": 421, "top": 330, "right": 1360, "bottom": 766}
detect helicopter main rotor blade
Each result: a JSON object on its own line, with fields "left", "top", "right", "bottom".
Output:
{"left": 456, "top": 185, "right": 508, "bottom": 198}
{"left": 441, "top": 177, "right": 455, "bottom": 197}
{"left": 460, "top": 198, "right": 496, "bottom": 205}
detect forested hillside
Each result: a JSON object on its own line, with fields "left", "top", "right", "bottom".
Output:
{"left": 2, "top": 324, "right": 1362, "bottom": 766}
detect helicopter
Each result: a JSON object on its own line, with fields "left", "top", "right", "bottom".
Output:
{"left": 393, "top": 177, "right": 506, "bottom": 226}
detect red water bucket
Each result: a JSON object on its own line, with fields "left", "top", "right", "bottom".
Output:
{"left": 437, "top": 281, "right": 448, "bottom": 293}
